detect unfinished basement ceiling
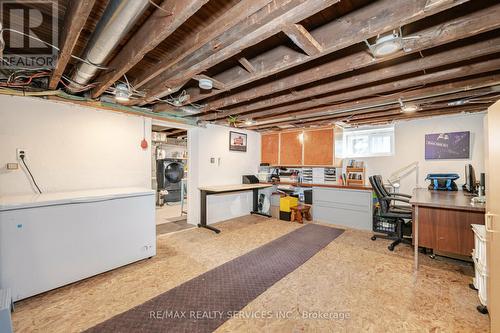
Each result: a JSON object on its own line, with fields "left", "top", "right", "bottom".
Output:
{"left": 3, "top": 0, "right": 500, "bottom": 130}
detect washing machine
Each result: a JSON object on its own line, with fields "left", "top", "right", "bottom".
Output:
{"left": 157, "top": 158, "right": 185, "bottom": 203}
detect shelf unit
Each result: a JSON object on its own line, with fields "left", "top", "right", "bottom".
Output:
{"left": 346, "top": 167, "right": 365, "bottom": 185}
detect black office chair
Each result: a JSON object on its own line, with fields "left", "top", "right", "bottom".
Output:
{"left": 369, "top": 175, "right": 412, "bottom": 251}
{"left": 373, "top": 175, "right": 412, "bottom": 213}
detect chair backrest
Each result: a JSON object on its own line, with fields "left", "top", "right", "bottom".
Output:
{"left": 368, "top": 176, "right": 389, "bottom": 213}
{"left": 374, "top": 175, "right": 390, "bottom": 197}
{"left": 369, "top": 175, "right": 391, "bottom": 213}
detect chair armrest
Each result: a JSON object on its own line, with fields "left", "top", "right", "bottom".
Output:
{"left": 388, "top": 193, "right": 412, "bottom": 198}
{"left": 381, "top": 196, "right": 410, "bottom": 204}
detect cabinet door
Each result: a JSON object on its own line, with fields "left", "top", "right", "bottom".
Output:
{"left": 434, "top": 209, "right": 483, "bottom": 256}
{"left": 279, "top": 131, "right": 302, "bottom": 166}
{"left": 261, "top": 133, "right": 279, "bottom": 165}
{"left": 303, "top": 128, "right": 334, "bottom": 165}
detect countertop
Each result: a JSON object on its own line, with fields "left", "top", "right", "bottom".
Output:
{"left": 199, "top": 183, "right": 273, "bottom": 193}
{"left": 261, "top": 181, "right": 372, "bottom": 191}
{"left": 409, "top": 188, "right": 486, "bottom": 212}
{"left": 0, "top": 187, "right": 155, "bottom": 211}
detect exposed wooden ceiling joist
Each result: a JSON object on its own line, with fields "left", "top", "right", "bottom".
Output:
{"left": 131, "top": 0, "right": 273, "bottom": 89}
{"left": 176, "top": 0, "right": 472, "bottom": 110}
{"left": 204, "top": 42, "right": 500, "bottom": 122}
{"left": 90, "top": 0, "right": 209, "bottom": 98}
{"left": 347, "top": 105, "right": 488, "bottom": 126}
{"left": 245, "top": 85, "right": 500, "bottom": 129}
{"left": 248, "top": 74, "right": 500, "bottom": 126}
{"left": 193, "top": 3, "right": 500, "bottom": 115}
{"left": 238, "top": 67, "right": 500, "bottom": 129}
{"left": 139, "top": 0, "right": 343, "bottom": 103}
{"left": 282, "top": 23, "right": 323, "bottom": 56}
{"left": 256, "top": 105, "right": 487, "bottom": 131}
{"left": 48, "top": 0, "right": 96, "bottom": 89}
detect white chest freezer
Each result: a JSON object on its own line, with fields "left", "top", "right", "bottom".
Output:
{"left": 0, "top": 187, "right": 156, "bottom": 301}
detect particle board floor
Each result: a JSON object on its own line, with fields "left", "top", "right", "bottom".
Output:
{"left": 12, "top": 216, "right": 489, "bottom": 332}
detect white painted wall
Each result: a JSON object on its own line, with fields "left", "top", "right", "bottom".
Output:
{"left": 187, "top": 124, "right": 261, "bottom": 225}
{"left": 350, "top": 113, "right": 486, "bottom": 194}
{"left": 0, "top": 95, "right": 152, "bottom": 195}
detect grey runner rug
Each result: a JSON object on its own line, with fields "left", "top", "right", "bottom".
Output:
{"left": 85, "top": 223, "right": 344, "bottom": 333}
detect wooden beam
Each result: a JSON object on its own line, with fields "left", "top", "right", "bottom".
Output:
{"left": 192, "top": 75, "right": 226, "bottom": 90}
{"left": 140, "top": 0, "right": 342, "bottom": 103}
{"left": 237, "top": 68, "right": 500, "bottom": 128}
{"left": 132, "top": 0, "right": 273, "bottom": 89}
{"left": 351, "top": 105, "right": 488, "bottom": 125}
{"left": 192, "top": 4, "right": 500, "bottom": 111}
{"left": 282, "top": 23, "right": 322, "bottom": 56}
{"left": 90, "top": 0, "right": 209, "bottom": 98}
{"left": 204, "top": 36, "right": 500, "bottom": 120}
{"left": 48, "top": 0, "right": 95, "bottom": 89}
{"left": 182, "top": 0, "right": 473, "bottom": 107}
{"left": 245, "top": 86, "right": 500, "bottom": 128}
{"left": 238, "top": 57, "right": 256, "bottom": 73}
{"left": 255, "top": 105, "right": 487, "bottom": 129}
{"left": 166, "top": 129, "right": 187, "bottom": 137}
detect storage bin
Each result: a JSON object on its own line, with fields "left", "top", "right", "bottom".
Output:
{"left": 270, "top": 206, "right": 280, "bottom": 219}
{"left": 473, "top": 255, "right": 488, "bottom": 306}
{"left": 279, "top": 211, "right": 291, "bottom": 221}
{"left": 280, "top": 196, "right": 298, "bottom": 212}
{"left": 472, "top": 224, "right": 486, "bottom": 267}
{"left": 304, "top": 189, "right": 313, "bottom": 205}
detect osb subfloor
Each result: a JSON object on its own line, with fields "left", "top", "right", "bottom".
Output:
{"left": 156, "top": 219, "right": 193, "bottom": 235}
{"left": 12, "top": 216, "right": 489, "bottom": 332}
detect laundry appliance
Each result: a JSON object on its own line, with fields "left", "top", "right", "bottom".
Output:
{"left": 157, "top": 158, "right": 185, "bottom": 203}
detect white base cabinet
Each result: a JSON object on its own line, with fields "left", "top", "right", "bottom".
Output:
{"left": 312, "top": 187, "right": 373, "bottom": 230}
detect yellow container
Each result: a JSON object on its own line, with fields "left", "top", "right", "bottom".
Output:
{"left": 280, "top": 196, "right": 299, "bottom": 212}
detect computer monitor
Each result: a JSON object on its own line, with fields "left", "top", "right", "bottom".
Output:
{"left": 464, "top": 164, "right": 477, "bottom": 194}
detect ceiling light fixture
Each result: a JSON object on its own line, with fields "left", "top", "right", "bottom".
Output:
{"left": 399, "top": 98, "right": 419, "bottom": 112}
{"left": 114, "top": 83, "right": 130, "bottom": 102}
{"left": 365, "top": 29, "right": 403, "bottom": 58}
{"left": 244, "top": 119, "right": 255, "bottom": 126}
{"left": 199, "top": 78, "right": 213, "bottom": 90}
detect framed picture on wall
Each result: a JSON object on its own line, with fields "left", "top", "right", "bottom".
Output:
{"left": 229, "top": 131, "right": 247, "bottom": 152}
{"left": 425, "top": 131, "right": 470, "bottom": 160}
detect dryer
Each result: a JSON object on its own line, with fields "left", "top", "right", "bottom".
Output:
{"left": 157, "top": 158, "right": 185, "bottom": 203}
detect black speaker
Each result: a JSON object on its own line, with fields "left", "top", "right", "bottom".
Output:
{"left": 479, "top": 173, "right": 486, "bottom": 196}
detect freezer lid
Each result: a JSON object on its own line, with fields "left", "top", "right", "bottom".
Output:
{"left": 0, "top": 187, "right": 155, "bottom": 211}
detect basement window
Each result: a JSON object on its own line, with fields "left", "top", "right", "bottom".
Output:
{"left": 341, "top": 125, "right": 395, "bottom": 158}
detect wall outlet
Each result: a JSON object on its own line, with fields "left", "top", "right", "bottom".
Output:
{"left": 6, "top": 163, "right": 19, "bottom": 170}
{"left": 16, "top": 148, "right": 26, "bottom": 160}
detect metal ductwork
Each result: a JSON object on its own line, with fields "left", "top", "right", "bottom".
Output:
{"left": 66, "top": 0, "right": 149, "bottom": 93}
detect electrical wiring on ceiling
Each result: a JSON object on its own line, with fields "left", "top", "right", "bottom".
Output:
{"left": 0, "top": 27, "right": 109, "bottom": 70}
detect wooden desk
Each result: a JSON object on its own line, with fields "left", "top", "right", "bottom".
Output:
{"left": 410, "top": 188, "right": 486, "bottom": 269}
{"left": 198, "top": 183, "right": 273, "bottom": 233}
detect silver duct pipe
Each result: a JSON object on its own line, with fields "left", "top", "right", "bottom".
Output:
{"left": 67, "top": 0, "right": 149, "bottom": 93}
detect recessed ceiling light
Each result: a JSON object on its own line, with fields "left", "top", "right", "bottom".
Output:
{"left": 365, "top": 30, "right": 403, "bottom": 58}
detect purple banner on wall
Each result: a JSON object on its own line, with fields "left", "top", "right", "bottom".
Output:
{"left": 425, "top": 131, "right": 470, "bottom": 160}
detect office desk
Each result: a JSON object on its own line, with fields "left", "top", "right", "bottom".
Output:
{"left": 198, "top": 183, "right": 273, "bottom": 233}
{"left": 410, "top": 189, "right": 486, "bottom": 269}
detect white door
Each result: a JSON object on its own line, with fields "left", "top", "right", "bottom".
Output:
{"left": 487, "top": 101, "right": 500, "bottom": 332}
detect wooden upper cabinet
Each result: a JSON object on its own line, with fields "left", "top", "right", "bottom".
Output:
{"left": 303, "top": 128, "right": 334, "bottom": 165}
{"left": 261, "top": 133, "right": 279, "bottom": 165}
{"left": 279, "top": 131, "right": 303, "bottom": 166}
